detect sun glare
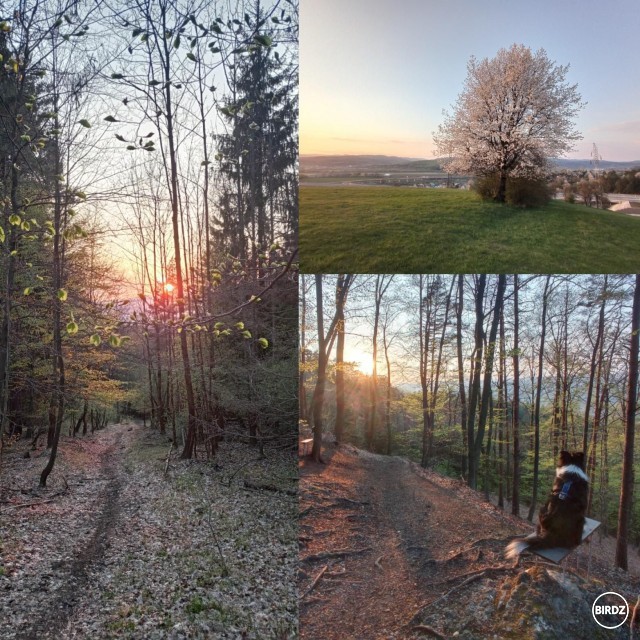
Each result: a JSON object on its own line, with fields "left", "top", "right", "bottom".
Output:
{"left": 163, "top": 282, "right": 175, "bottom": 293}
{"left": 345, "top": 348, "right": 374, "bottom": 376}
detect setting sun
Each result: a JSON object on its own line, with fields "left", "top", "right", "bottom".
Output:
{"left": 345, "top": 348, "right": 375, "bottom": 376}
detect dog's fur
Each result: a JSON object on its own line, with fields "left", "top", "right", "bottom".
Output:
{"left": 506, "top": 451, "right": 589, "bottom": 560}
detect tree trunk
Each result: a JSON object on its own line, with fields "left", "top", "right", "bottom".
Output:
{"left": 583, "top": 276, "right": 607, "bottom": 456}
{"left": 334, "top": 275, "right": 347, "bottom": 444}
{"left": 528, "top": 276, "right": 551, "bottom": 521}
{"left": 299, "top": 274, "right": 308, "bottom": 422}
{"left": 467, "top": 275, "right": 486, "bottom": 488}
{"left": 456, "top": 275, "right": 468, "bottom": 479}
{"left": 40, "top": 80, "right": 66, "bottom": 488}
{"left": 154, "top": 10, "right": 199, "bottom": 459}
{"left": 471, "top": 275, "right": 506, "bottom": 489}
{"left": 383, "top": 324, "right": 392, "bottom": 455}
{"left": 495, "top": 171, "right": 508, "bottom": 203}
{"left": 615, "top": 274, "right": 640, "bottom": 570}
{"left": 512, "top": 275, "right": 521, "bottom": 517}
{"left": 311, "top": 275, "right": 327, "bottom": 462}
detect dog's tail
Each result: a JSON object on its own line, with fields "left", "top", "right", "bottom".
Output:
{"left": 505, "top": 534, "right": 543, "bottom": 560}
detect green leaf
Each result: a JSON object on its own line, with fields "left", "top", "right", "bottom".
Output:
{"left": 253, "top": 34, "right": 272, "bottom": 47}
{"left": 258, "top": 337, "right": 269, "bottom": 349}
{"left": 9, "top": 214, "right": 20, "bottom": 226}
{"left": 241, "top": 330, "right": 252, "bottom": 339}
{"left": 103, "top": 115, "right": 118, "bottom": 123}
{"left": 111, "top": 73, "right": 125, "bottom": 79}
{"left": 115, "top": 134, "right": 126, "bottom": 142}
{"left": 66, "top": 321, "right": 79, "bottom": 335}
{"left": 0, "top": 226, "right": 4, "bottom": 243}
{"left": 23, "top": 287, "right": 32, "bottom": 296}
{"left": 109, "top": 334, "right": 121, "bottom": 347}
{"left": 186, "top": 52, "right": 197, "bottom": 62}
{"left": 132, "top": 27, "right": 144, "bottom": 37}
{"left": 214, "top": 322, "right": 224, "bottom": 329}
{"left": 90, "top": 334, "right": 101, "bottom": 346}
{"left": 126, "top": 145, "right": 136, "bottom": 151}
{"left": 148, "top": 79, "right": 161, "bottom": 86}
{"left": 78, "top": 119, "right": 91, "bottom": 128}
{"left": 57, "top": 288, "right": 68, "bottom": 301}
{"left": 235, "top": 321, "right": 244, "bottom": 330}
{"left": 173, "top": 35, "right": 181, "bottom": 49}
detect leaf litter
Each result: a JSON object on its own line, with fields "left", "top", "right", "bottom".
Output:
{"left": 0, "top": 421, "right": 297, "bottom": 639}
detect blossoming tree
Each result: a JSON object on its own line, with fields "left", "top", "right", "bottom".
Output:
{"left": 434, "top": 44, "right": 584, "bottom": 203}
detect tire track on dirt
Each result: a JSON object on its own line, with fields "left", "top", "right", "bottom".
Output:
{"left": 17, "top": 428, "right": 128, "bottom": 640}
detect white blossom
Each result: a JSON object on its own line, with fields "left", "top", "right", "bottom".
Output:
{"left": 433, "top": 44, "right": 585, "bottom": 200}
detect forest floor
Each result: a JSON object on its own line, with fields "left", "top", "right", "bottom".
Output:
{"left": 0, "top": 420, "right": 297, "bottom": 639}
{"left": 299, "top": 443, "right": 638, "bottom": 640}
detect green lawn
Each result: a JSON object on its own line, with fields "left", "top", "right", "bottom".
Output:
{"left": 300, "top": 186, "right": 640, "bottom": 273}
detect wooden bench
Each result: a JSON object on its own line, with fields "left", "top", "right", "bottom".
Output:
{"left": 529, "top": 517, "right": 601, "bottom": 578}
{"left": 299, "top": 438, "right": 313, "bottom": 456}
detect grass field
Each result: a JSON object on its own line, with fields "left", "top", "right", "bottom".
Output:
{"left": 300, "top": 186, "right": 640, "bottom": 273}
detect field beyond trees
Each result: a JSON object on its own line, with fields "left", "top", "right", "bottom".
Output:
{"left": 300, "top": 187, "right": 640, "bottom": 273}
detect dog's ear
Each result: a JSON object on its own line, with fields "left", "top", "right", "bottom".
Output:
{"left": 559, "top": 450, "right": 571, "bottom": 466}
{"left": 571, "top": 452, "right": 585, "bottom": 469}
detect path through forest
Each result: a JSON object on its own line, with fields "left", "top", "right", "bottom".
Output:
{"left": 1, "top": 421, "right": 297, "bottom": 639}
{"left": 299, "top": 445, "right": 636, "bottom": 640}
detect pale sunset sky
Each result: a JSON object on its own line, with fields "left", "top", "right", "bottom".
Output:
{"left": 301, "top": 0, "right": 640, "bottom": 161}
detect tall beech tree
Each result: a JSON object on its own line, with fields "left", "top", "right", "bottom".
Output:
{"left": 615, "top": 274, "right": 640, "bottom": 570}
{"left": 334, "top": 274, "right": 355, "bottom": 444}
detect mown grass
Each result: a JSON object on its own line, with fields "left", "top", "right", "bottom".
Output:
{"left": 300, "top": 186, "right": 640, "bottom": 273}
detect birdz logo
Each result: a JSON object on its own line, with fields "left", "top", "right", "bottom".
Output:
{"left": 592, "top": 592, "right": 629, "bottom": 629}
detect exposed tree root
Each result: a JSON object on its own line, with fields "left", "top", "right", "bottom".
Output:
{"left": 302, "top": 547, "right": 372, "bottom": 562}
{"left": 411, "top": 624, "right": 447, "bottom": 639}
{"left": 301, "top": 565, "right": 328, "bottom": 600}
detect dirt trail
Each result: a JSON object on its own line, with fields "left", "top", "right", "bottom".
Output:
{"left": 0, "top": 421, "right": 142, "bottom": 639}
{"left": 299, "top": 445, "right": 633, "bottom": 640}
{"left": 24, "top": 424, "right": 130, "bottom": 639}
{"left": 2, "top": 422, "right": 298, "bottom": 639}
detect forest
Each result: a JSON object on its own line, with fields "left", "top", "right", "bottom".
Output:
{"left": 300, "top": 274, "right": 640, "bottom": 570}
{"left": 0, "top": 1, "right": 298, "bottom": 637}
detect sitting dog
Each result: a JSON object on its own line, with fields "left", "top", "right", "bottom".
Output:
{"left": 506, "top": 450, "right": 589, "bottom": 559}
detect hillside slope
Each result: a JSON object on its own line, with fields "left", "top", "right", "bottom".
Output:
{"left": 299, "top": 444, "right": 636, "bottom": 640}
{"left": 300, "top": 187, "right": 640, "bottom": 272}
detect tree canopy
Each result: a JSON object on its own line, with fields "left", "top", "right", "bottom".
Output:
{"left": 434, "top": 44, "right": 585, "bottom": 203}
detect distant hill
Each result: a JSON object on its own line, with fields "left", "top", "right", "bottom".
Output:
{"left": 551, "top": 158, "right": 640, "bottom": 170}
{"left": 300, "top": 154, "right": 442, "bottom": 174}
{"left": 301, "top": 154, "right": 640, "bottom": 173}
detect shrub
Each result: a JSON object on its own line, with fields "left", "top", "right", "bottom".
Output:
{"left": 505, "top": 177, "right": 552, "bottom": 207}
{"left": 563, "top": 183, "right": 576, "bottom": 203}
{"left": 472, "top": 173, "right": 500, "bottom": 200}
{"left": 473, "top": 174, "right": 552, "bottom": 207}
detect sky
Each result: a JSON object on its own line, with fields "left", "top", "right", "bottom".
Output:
{"left": 300, "top": 0, "right": 640, "bottom": 161}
